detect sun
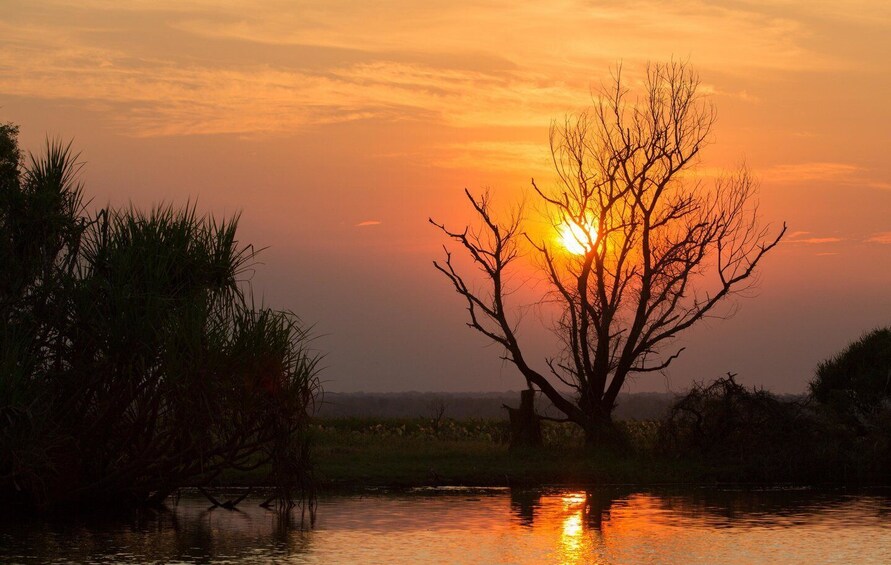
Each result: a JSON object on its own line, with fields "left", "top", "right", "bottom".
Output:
{"left": 558, "top": 218, "right": 597, "bottom": 255}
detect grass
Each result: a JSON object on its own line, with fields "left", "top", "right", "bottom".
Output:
{"left": 265, "top": 418, "right": 710, "bottom": 490}
{"left": 217, "top": 415, "right": 885, "bottom": 490}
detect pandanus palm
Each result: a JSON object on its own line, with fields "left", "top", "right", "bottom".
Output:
{"left": 0, "top": 124, "right": 320, "bottom": 510}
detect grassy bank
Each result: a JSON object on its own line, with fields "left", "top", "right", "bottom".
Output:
{"left": 213, "top": 410, "right": 890, "bottom": 491}
{"left": 221, "top": 418, "right": 717, "bottom": 489}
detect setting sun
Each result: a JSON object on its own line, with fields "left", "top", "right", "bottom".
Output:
{"left": 558, "top": 219, "right": 597, "bottom": 255}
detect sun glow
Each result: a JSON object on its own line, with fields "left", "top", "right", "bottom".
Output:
{"left": 559, "top": 493, "right": 588, "bottom": 562}
{"left": 558, "top": 218, "right": 597, "bottom": 255}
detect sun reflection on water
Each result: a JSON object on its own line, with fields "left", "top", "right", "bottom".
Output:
{"left": 561, "top": 492, "right": 587, "bottom": 508}
{"left": 560, "top": 512, "right": 584, "bottom": 560}
{"left": 556, "top": 492, "right": 597, "bottom": 564}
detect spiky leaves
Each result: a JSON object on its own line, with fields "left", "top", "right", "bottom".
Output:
{"left": 0, "top": 127, "right": 320, "bottom": 510}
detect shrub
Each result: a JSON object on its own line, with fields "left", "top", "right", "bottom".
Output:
{"left": 0, "top": 126, "right": 320, "bottom": 511}
{"left": 810, "top": 327, "right": 891, "bottom": 427}
{"left": 809, "top": 327, "right": 891, "bottom": 481}
{"left": 657, "top": 374, "right": 832, "bottom": 481}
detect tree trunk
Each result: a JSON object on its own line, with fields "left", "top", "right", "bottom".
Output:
{"left": 505, "top": 388, "right": 542, "bottom": 448}
{"left": 582, "top": 407, "right": 625, "bottom": 449}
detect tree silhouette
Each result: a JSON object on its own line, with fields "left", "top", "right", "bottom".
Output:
{"left": 811, "top": 326, "right": 891, "bottom": 430}
{"left": 432, "top": 62, "right": 785, "bottom": 444}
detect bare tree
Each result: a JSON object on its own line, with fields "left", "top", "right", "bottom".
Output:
{"left": 428, "top": 396, "right": 448, "bottom": 436}
{"left": 431, "top": 62, "right": 785, "bottom": 445}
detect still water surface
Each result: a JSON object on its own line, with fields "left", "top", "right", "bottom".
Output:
{"left": 2, "top": 487, "right": 890, "bottom": 564}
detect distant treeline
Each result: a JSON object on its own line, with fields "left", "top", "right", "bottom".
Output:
{"left": 317, "top": 391, "right": 804, "bottom": 421}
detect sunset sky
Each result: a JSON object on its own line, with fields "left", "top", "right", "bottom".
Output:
{"left": 2, "top": 0, "right": 889, "bottom": 393}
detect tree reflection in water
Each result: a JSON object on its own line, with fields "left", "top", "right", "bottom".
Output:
{"left": 509, "top": 488, "right": 540, "bottom": 527}
{"left": 510, "top": 487, "right": 633, "bottom": 563}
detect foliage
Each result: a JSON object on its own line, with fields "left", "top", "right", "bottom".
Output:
{"left": 0, "top": 125, "right": 320, "bottom": 511}
{"left": 657, "top": 375, "right": 859, "bottom": 482}
{"left": 808, "top": 327, "right": 891, "bottom": 480}
{"left": 431, "top": 62, "right": 784, "bottom": 444}
{"left": 810, "top": 327, "right": 891, "bottom": 425}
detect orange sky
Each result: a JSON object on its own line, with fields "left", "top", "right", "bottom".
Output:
{"left": 2, "top": 0, "right": 889, "bottom": 392}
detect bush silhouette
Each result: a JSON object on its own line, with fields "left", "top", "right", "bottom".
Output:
{"left": 658, "top": 375, "right": 834, "bottom": 481}
{"left": 809, "top": 327, "right": 891, "bottom": 478}
{"left": 811, "top": 327, "right": 891, "bottom": 423}
{"left": 1, "top": 124, "right": 319, "bottom": 511}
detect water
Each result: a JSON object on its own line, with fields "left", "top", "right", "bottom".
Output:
{"left": 2, "top": 487, "right": 890, "bottom": 564}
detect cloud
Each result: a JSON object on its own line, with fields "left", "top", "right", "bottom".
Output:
{"left": 427, "top": 141, "right": 551, "bottom": 172}
{"left": 0, "top": 0, "right": 861, "bottom": 138}
{"left": 786, "top": 232, "right": 842, "bottom": 244}
{"left": 867, "top": 231, "right": 891, "bottom": 244}
{"left": 0, "top": 27, "right": 579, "bottom": 136}
{"left": 796, "top": 238, "right": 842, "bottom": 244}
{"left": 765, "top": 162, "right": 862, "bottom": 183}
{"left": 738, "top": 0, "right": 890, "bottom": 26}
{"left": 764, "top": 162, "right": 891, "bottom": 193}
{"left": 865, "top": 181, "right": 891, "bottom": 191}
{"left": 356, "top": 220, "right": 382, "bottom": 227}
{"left": 167, "top": 1, "right": 843, "bottom": 73}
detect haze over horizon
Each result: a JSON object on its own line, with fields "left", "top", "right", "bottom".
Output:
{"left": 2, "top": 1, "right": 889, "bottom": 394}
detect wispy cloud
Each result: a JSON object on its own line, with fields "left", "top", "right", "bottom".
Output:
{"left": 865, "top": 181, "right": 891, "bottom": 191}
{"left": 0, "top": 0, "right": 860, "bottom": 138}
{"left": 168, "top": 1, "right": 844, "bottom": 73}
{"left": 764, "top": 162, "right": 890, "bottom": 193}
{"left": 356, "top": 220, "right": 382, "bottom": 227}
{"left": 428, "top": 141, "right": 551, "bottom": 172}
{"left": 792, "top": 237, "right": 842, "bottom": 245}
{"left": 0, "top": 29, "right": 578, "bottom": 136}
{"left": 786, "top": 232, "right": 842, "bottom": 245}
{"left": 867, "top": 231, "right": 891, "bottom": 244}
{"left": 765, "top": 162, "right": 862, "bottom": 183}
{"left": 738, "top": 0, "right": 890, "bottom": 26}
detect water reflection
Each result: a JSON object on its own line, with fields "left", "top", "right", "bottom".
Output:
{"left": 2, "top": 487, "right": 890, "bottom": 563}
{"left": 509, "top": 488, "right": 539, "bottom": 526}
{"left": 511, "top": 488, "right": 624, "bottom": 529}
{"left": 507, "top": 487, "right": 891, "bottom": 564}
{"left": 0, "top": 497, "right": 314, "bottom": 564}
{"left": 508, "top": 488, "right": 624, "bottom": 563}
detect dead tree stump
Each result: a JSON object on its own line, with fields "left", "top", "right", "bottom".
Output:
{"left": 505, "top": 388, "right": 542, "bottom": 448}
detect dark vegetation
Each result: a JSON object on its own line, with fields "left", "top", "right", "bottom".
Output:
{"left": 0, "top": 123, "right": 320, "bottom": 512}
{"left": 658, "top": 328, "right": 891, "bottom": 484}
{"left": 658, "top": 375, "right": 838, "bottom": 482}
{"left": 811, "top": 327, "right": 891, "bottom": 431}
